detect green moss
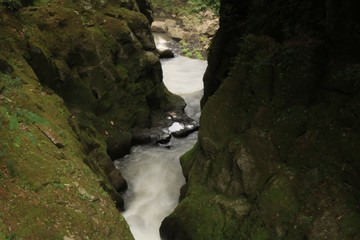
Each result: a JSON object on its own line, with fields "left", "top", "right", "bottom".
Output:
{"left": 252, "top": 228, "right": 272, "bottom": 240}
{"left": 104, "top": 7, "right": 149, "bottom": 32}
{"left": 163, "top": 185, "right": 249, "bottom": 239}
{"left": 199, "top": 63, "right": 248, "bottom": 151}
{"left": 258, "top": 170, "right": 299, "bottom": 228}
{"left": 115, "top": 64, "right": 129, "bottom": 80}
{"left": 0, "top": 0, "right": 22, "bottom": 10}
{"left": 0, "top": 73, "right": 22, "bottom": 88}
{"left": 32, "top": 0, "right": 49, "bottom": 6}
{"left": 5, "top": 159, "right": 16, "bottom": 177}
{"left": 340, "top": 213, "right": 360, "bottom": 237}
{"left": 180, "top": 142, "right": 199, "bottom": 179}
{"left": 0, "top": 32, "right": 133, "bottom": 239}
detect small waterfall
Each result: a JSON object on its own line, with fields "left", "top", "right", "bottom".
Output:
{"left": 115, "top": 34, "right": 207, "bottom": 240}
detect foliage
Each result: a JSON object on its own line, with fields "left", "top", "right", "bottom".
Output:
{"left": 1, "top": 107, "right": 49, "bottom": 128}
{"left": 0, "top": 91, "right": 51, "bottom": 181}
{"left": 32, "top": 0, "right": 49, "bottom": 6}
{"left": 180, "top": 40, "right": 205, "bottom": 60}
{"left": 188, "top": 0, "right": 219, "bottom": 14}
{"left": 149, "top": 0, "right": 220, "bottom": 15}
{"left": 149, "top": 0, "right": 178, "bottom": 14}
{"left": 0, "top": 105, "right": 48, "bottom": 169}
{"left": 0, "top": 74, "right": 22, "bottom": 88}
{"left": 16, "top": 108, "right": 49, "bottom": 125}
{"left": 6, "top": 159, "right": 16, "bottom": 177}
{"left": 0, "top": 0, "right": 22, "bottom": 10}
{"left": 0, "top": 232, "right": 16, "bottom": 240}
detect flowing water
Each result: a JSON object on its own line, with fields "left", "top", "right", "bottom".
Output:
{"left": 115, "top": 34, "right": 207, "bottom": 240}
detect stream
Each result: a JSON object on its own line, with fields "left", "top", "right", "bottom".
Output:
{"left": 114, "top": 34, "right": 207, "bottom": 240}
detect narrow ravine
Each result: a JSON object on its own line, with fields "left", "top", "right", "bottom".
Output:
{"left": 115, "top": 34, "right": 207, "bottom": 240}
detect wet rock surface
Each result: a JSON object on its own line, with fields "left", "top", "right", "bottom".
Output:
{"left": 132, "top": 110, "right": 199, "bottom": 145}
{"left": 157, "top": 48, "right": 175, "bottom": 58}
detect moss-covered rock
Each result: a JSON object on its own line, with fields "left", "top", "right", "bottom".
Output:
{"left": 161, "top": 0, "right": 360, "bottom": 239}
{"left": 0, "top": 58, "right": 133, "bottom": 238}
{"left": 8, "top": 0, "right": 184, "bottom": 208}
{"left": 160, "top": 185, "right": 251, "bottom": 240}
{"left": 1, "top": 0, "right": 185, "bottom": 238}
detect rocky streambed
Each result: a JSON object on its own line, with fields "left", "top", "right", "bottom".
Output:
{"left": 151, "top": 10, "right": 219, "bottom": 59}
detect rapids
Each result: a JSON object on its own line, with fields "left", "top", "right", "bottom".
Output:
{"left": 115, "top": 34, "right": 207, "bottom": 240}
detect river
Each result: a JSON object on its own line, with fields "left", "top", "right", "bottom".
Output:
{"left": 114, "top": 34, "right": 207, "bottom": 240}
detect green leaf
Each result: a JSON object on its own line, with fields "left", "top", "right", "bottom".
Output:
{"left": 13, "top": 136, "right": 21, "bottom": 148}
{"left": 25, "top": 132, "right": 37, "bottom": 145}
{"left": 16, "top": 108, "right": 49, "bottom": 125}
{"left": 9, "top": 113, "right": 19, "bottom": 130}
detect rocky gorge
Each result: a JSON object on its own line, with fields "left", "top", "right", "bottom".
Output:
{"left": 1, "top": 0, "right": 360, "bottom": 239}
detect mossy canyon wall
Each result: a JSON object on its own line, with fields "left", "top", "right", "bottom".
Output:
{"left": 161, "top": 0, "right": 360, "bottom": 239}
{"left": 0, "top": 0, "right": 183, "bottom": 238}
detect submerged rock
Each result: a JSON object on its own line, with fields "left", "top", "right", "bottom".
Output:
{"left": 157, "top": 48, "right": 175, "bottom": 58}
{"left": 166, "top": 110, "right": 199, "bottom": 138}
{"left": 131, "top": 110, "right": 199, "bottom": 145}
{"left": 132, "top": 127, "right": 172, "bottom": 145}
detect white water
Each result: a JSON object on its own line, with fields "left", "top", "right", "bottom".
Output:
{"left": 115, "top": 34, "right": 207, "bottom": 240}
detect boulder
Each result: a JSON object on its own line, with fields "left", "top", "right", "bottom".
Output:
{"left": 167, "top": 27, "right": 192, "bottom": 41}
{"left": 131, "top": 110, "right": 199, "bottom": 144}
{"left": 171, "top": 123, "right": 199, "bottom": 138}
{"left": 158, "top": 48, "right": 175, "bottom": 58}
{"left": 131, "top": 127, "right": 172, "bottom": 145}
{"left": 108, "top": 169, "right": 128, "bottom": 192}
{"left": 166, "top": 110, "right": 199, "bottom": 137}
{"left": 164, "top": 19, "right": 177, "bottom": 27}
{"left": 0, "top": 58, "right": 14, "bottom": 74}
{"left": 135, "top": 0, "right": 153, "bottom": 23}
{"left": 196, "top": 20, "right": 219, "bottom": 36}
{"left": 151, "top": 20, "right": 166, "bottom": 32}
{"left": 106, "top": 131, "right": 132, "bottom": 160}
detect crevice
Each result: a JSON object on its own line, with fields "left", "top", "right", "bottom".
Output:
{"left": 322, "top": 87, "right": 351, "bottom": 96}
{"left": 91, "top": 88, "right": 99, "bottom": 100}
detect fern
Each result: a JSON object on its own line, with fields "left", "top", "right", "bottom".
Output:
{"left": 1, "top": 107, "right": 48, "bottom": 151}
{"left": 24, "top": 132, "right": 37, "bottom": 145}
{"left": 16, "top": 108, "right": 49, "bottom": 125}
{"left": 0, "top": 107, "right": 10, "bottom": 118}
{"left": 0, "top": 0, "right": 22, "bottom": 11}
{"left": 0, "top": 73, "right": 22, "bottom": 89}
{"left": 13, "top": 136, "right": 21, "bottom": 148}
{"left": 8, "top": 113, "right": 19, "bottom": 130}
{"left": 188, "top": 0, "right": 219, "bottom": 13}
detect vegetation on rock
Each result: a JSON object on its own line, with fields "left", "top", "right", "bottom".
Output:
{"left": 149, "top": 0, "right": 219, "bottom": 59}
{"left": 161, "top": 0, "right": 360, "bottom": 239}
{"left": 0, "top": 0, "right": 22, "bottom": 11}
{"left": 0, "top": 0, "right": 182, "bottom": 238}
{"left": 149, "top": 0, "right": 219, "bottom": 15}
